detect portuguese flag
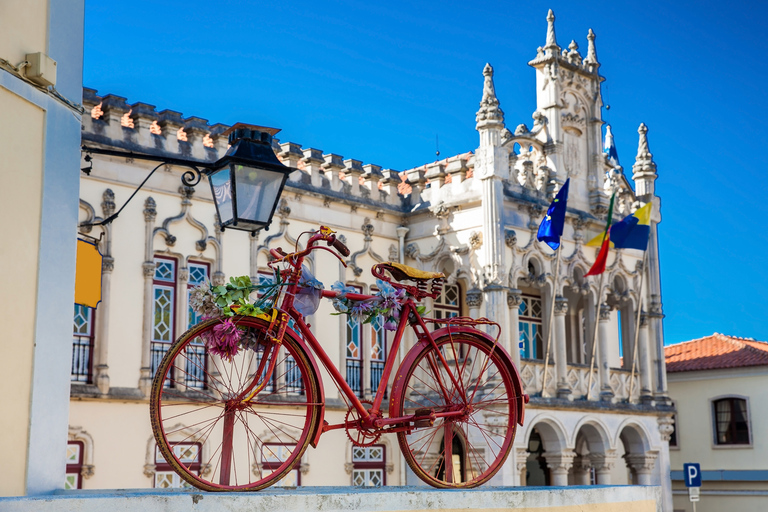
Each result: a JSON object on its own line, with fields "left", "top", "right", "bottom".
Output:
{"left": 584, "top": 193, "right": 615, "bottom": 277}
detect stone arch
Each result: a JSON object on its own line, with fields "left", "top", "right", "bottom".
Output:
{"left": 524, "top": 414, "right": 569, "bottom": 453}
{"left": 616, "top": 420, "right": 658, "bottom": 485}
{"left": 572, "top": 417, "right": 612, "bottom": 453}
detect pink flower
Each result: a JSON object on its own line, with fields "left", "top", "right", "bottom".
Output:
{"left": 206, "top": 318, "right": 242, "bottom": 360}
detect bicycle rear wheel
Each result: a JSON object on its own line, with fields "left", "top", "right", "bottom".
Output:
{"left": 391, "top": 330, "right": 519, "bottom": 488}
{"left": 149, "top": 316, "right": 321, "bottom": 491}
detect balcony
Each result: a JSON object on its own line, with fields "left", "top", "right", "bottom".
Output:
{"left": 519, "top": 360, "right": 641, "bottom": 402}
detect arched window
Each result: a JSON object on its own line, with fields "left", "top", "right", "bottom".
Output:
{"left": 713, "top": 397, "right": 750, "bottom": 445}
{"left": 436, "top": 430, "right": 466, "bottom": 483}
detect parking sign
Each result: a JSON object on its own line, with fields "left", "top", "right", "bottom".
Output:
{"left": 684, "top": 463, "right": 701, "bottom": 487}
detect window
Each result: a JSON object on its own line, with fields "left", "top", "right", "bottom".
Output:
{"left": 345, "top": 284, "right": 364, "bottom": 397}
{"left": 65, "top": 441, "right": 84, "bottom": 489}
{"left": 185, "top": 261, "right": 209, "bottom": 389}
{"left": 352, "top": 445, "right": 386, "bottom": 487}
{"left": 72, "top": 305, "right": 95, "bottom": 383}
{"left": 370, "top": 286, "right": 387, "bottom": 396}
{"left": 519, "top": 294, "right": 543, "bottom": 359}
{"left": 713, "top": 397, "right": 750, "bottom": 445}
{"left": 669, "top": 415, "right": 678, "bottom": 447}
{"left": 261, "top": 443, "right": 300, "bottom": 487}
{"left": 434, "top": 283, "right": 461, "bottom": 320}
{"left": 151, "top": 257, "right": 177, "bottom": 381}
{"left": 154, "top": 443, "right": 201, "bottom": 488}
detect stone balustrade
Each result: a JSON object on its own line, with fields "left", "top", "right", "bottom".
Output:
{"left": 519, "top": 360, "right": 641, "bottom": 402}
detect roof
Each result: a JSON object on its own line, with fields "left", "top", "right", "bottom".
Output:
{"left": 665, "top": 333, "right": 768, "bottom": 372}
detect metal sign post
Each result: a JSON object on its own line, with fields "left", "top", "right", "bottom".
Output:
{"left": 683, "top": 463, "right": 701, "bottom": 512}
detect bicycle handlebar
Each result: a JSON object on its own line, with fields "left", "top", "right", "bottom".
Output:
{"left": 330, "top": 237, "right": 350, "bottom": 257}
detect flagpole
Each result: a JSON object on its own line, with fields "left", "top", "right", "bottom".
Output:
{"left": 628, "top": 242, "right": 650, "bottom": 401}
{"left": 586, "top": 271, "right": 605, "bottom": 401}
{"left": 541, "top": 245, "right": 561, "bottom": 398}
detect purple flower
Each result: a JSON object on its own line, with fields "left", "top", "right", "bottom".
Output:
{"left": 383, "top": 316, "right": 398, "bottom": 331}
{"left": 206, "top": 318, "right": 242, "bottom": 360}
{"left": 349, "top": 300, "right": 375, "bottom": 322}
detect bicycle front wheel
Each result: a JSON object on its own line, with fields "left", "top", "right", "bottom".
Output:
{"left": 149, "top": 316, "right": 321, "bottom": 491}
{"left": 391, "top": 330, "right": 519, "bottom": 488}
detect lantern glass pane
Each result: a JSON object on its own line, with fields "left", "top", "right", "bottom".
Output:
{"left": 234, "top": 165, "right": 284, "bottom": 224}
{"left": 209, "top": 168, "right": 234, "bottom": 224}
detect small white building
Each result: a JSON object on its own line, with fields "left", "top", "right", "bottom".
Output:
{"left": 666, "top": 333, "right": 768, "bottom": 512}
{"left": 69, "top": 9, "right": 674, "bottom": 510}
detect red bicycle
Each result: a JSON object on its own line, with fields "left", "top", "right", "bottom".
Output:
{"left": 150, "top": 226, "right": 527, "bottom": 490}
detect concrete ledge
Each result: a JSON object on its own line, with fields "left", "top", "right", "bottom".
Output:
{"left": 1, "top": 486, "right": 661, "bottom": 512}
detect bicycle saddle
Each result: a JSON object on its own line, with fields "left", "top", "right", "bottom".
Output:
{"left": 376, "top": 262, "right": 444, "bottom": 282}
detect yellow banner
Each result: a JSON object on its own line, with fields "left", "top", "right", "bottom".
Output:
{"left": 75, "top": 239, "right": 102, "bottom": 308}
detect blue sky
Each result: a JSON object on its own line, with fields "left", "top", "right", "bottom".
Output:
{"left": 83, "top": 0, "right": 768, "bottom": 345}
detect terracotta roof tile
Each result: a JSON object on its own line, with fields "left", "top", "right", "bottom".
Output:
{"left": 665, "top": 333, "right": 768, "bottom": 372}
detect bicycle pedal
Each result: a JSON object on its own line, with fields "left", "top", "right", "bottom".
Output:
{"left": 413, "top": 408, "right": 434, "bottom": 428}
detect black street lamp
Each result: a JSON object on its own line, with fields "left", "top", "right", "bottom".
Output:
{"left": 81, "top": 123, "right": 293, "bottom": 233}
{"left": 206, "top": 124, "right": 291, "bottom": 233}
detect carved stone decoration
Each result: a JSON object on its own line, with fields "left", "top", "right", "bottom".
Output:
{"left": 658, "top": 416, "right": 675, "bottom": 442}
{"left": 504, "top": 229, "right": 517, "bottom": 249}
{"left": 404, "top": 243, "right": 418, "bottom": 260}
{"left": 101, "top": 189, "right": 116, "bottom": 217}
{"left": 348, "top": 217, "right": 384, "bottom": 277}
{"left": 469, "top": 231, "right": 483, "bottom": 250}
{"left": 527, "top": 204, "right": 544, "bottom": 230}
{"left": 475, "top": 63, "right": 505, "bottom": 128}
{"left": 142, "top": 261, "right": 156, "bottom": 277}
{"left": 599, "top": 303, "right": 612, "bottom": 321}
{"left": 624, "top": 452, "right": 658, "bottom": 472}
{"left": 323, "top": 197, "right": 332, "bottom": 208}
{"left": 143, "top": 197, "right": 157, "bottom": 222}
{"left": 466, "top": 288, "right": 483, "bottom": 309}
{"left": 554, "top": 296, "right": 569, "bottom": 315}
{"left": 388, "top": 244, "right": 398, "bottom": 262}
{"left": 507, "top": 290, "right": 523, "bottom": 308}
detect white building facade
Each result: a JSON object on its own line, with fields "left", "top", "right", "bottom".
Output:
{"left": 69, "top": 10, "right": 674, "bottom": 509}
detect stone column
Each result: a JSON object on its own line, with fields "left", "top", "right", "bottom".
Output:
{"left": 590, "top": 451, "right": 616, "bottom": 485}
{"left": 94, "top": 256, "right": 113, "bottom": 395}
{"left": 638, "top": 313, "right": 653, "bottom": 401}
{"left": 516, "top": 447, "right": 528, "bottom": 486}
{"left": 466, "top": 287, "right": 483, "bottom": 318}
{"left": 554, "top": 296, "right": 571, "bottom": 398}
{"left": 598, "top": 303, "right": 614, "bottom": 401}
{"left": 657, "top": 416, "right": 675, "bottom": 511}
{"left": 139, "top": 197, "right": 157, "bottom": 396}
{"left": 507, "top": 290, "right": 523, "bottom": 369}
{"left": 649, "top": 298, "right": 668, "bottom": 401}
{"left": 545, "top": 450, "right": 576, "bottom": 486}
{"left": 624, "top": 452, "right": 658, "bottom": 486}
{"left": 572, "top": 455, "right": 592, "bottom": 485}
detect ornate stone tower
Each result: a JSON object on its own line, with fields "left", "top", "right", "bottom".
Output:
{"left": 528, "top": 10, "right": 609, "bottom": 214}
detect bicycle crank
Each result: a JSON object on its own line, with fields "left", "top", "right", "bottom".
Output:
{"left": 344, "top": 400, "right": 382, "bottom": 447}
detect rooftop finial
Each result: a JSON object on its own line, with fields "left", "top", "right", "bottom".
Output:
{"left": 584, "top": 28, "right": 600, "bottom": 71}
{"left": 545, "top": 9, "right": 560, "bottom": 54}
{"left": 636, "top": 123, "right": 652, "bottom": 160}
{"left": 476, "top": 63, "right": 504, "bottom": 129}
{"left": 632, "top": 123, "right": 657, "bottom": 195}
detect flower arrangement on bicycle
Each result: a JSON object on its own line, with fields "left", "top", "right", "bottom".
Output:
{"left": 150, "top": 225, "right": 526, "bottom": 492}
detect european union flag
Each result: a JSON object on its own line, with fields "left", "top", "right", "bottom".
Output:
{"left": 537, "top": 179, "right": 569, "bottom": 250}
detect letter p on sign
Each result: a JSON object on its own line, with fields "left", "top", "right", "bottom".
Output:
{"left": 684, "top": 463, "right": 701, "bottom": 487}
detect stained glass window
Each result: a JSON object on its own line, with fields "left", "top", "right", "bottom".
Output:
{"left": 185, "top": 261, "right": 209, "bottom": 389}
{"left": 519, "top": 295, "right": 543, "bottom": 359}
{"left": 72, "top": 305, "right": 94, "bottom": 383}
{"left": 64, "top": 441, "right": 84, "bottom": 490}
{"left": 151, "top": 257, "right": 176, "bottom": 381}
{"left": 154, "top": 443, "right": 200, "bottom": 488}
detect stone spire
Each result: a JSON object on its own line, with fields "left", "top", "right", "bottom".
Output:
{"left": 632, "top": 123, "right": 658, "bottom": 198}
{"left": 544, "top": 9, "right": 560, "bottom": 55}
{"left": 583, "top": 28, "right": 600, "bottom": 72}
{"left": 475, "top": 63, "right": 504, "bottom": 129}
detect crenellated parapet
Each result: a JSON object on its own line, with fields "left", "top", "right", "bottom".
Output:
{"left": 81, "top": 88, "right": 442, "bottom": 212}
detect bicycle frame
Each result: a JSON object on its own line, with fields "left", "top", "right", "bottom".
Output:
{"left": 261, "top": 229, "right": 471, "bottom": 440}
